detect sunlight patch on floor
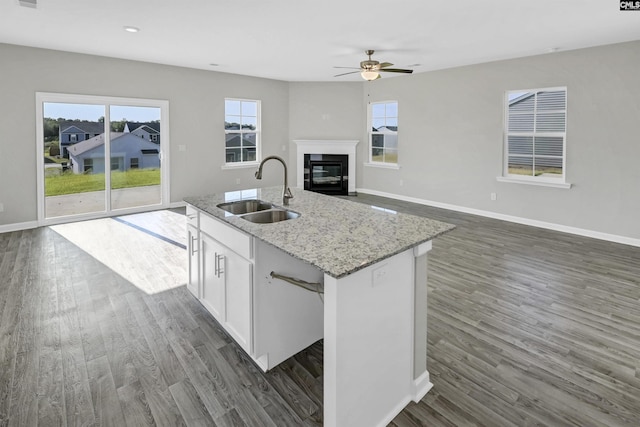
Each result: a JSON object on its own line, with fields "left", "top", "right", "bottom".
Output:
{"left": 50, "top": 210, "right": 187, "bottom": 294}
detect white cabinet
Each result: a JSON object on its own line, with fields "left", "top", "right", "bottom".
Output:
{"left": 197, "top": 213, "right": 254, "bottom": 354}
{"left": 186, "top": 207, "right": 200, "bottom": 298}
{"left": 186, "top": 204, "right": 323, "bottom": 369}
{"left": 200, "top": 231, "right": 226, "bottom": 320}
{"left": 222, "top": 250, "right": 253, "bottom": 351}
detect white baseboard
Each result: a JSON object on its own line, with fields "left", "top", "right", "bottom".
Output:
{"left": 0, "top": 220, "right": 39, "bottom": 234}
{"left": 356, "top": 188, "right": 640, "bottom": 248}
{"left": 411, "top": 371, "right": 433, "bottom": 403}
{"left": 376, "top": 395, "right": 413, "bottom": 427}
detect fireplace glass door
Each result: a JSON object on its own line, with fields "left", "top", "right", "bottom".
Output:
{"left": 310, "top": 162, "right": 343, "bottom": 191}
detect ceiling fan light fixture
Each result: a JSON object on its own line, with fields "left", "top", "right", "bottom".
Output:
{"left": 361, "top": 70, "right": 379, "bottom": 81}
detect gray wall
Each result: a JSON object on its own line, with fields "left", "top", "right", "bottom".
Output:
{"left": 288, "top": 82, "right": 364, "bottom": 185}
{"left": 2, "top": 41, "right": 640, "bottom": 242}
{"left": 355, "top": 41, "right": 640, "bottom": 240}
{"left": 0, "top": 43, "right": 289, "bottom": 226}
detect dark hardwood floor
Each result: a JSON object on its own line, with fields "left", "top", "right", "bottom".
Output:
{"left": 1, "top": 195, "right": 639, "bottom": 426}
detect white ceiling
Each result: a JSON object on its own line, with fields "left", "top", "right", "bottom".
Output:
{"left": 1, "top": 0, "right": 639, "bottom": 82}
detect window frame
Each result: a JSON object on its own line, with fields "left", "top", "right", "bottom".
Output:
{"left": 366, "top": 100, "right": 399, "bottom": 168}
{"left": 223, "top": 98, "right": 261, "bottom": 168}
{"left": 500, "top": 86, "right": 571, "bottom": 188}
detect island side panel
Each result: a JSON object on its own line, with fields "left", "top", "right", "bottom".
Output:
{"left": 323, "top": 248, "right": 416, "bottom": 427}
{"left": 412, "top": 241, "right": 433, "bottom": 400}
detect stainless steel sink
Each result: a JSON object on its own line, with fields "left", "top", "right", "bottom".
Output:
{"left": 217, "top": 199, "right": 273, "bottom": 215}
{"left": 240, "top": 209, "right": 300, "bottom": 224}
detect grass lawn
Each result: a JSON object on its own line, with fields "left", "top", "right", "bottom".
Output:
{"left": 46, "top": 169, "right": 160, "bottom": 196}
{"left": 372, "top": 152, "right": 398, "bottom": 164}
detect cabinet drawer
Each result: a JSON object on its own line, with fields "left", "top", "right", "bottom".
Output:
{"left": 200, "top": 213, "right": 252, "bottom": 260}
{"left": 186, "top": 205, "right": 199, "bottom": 227}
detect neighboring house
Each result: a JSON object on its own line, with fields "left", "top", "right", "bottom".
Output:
{"left": 372, "top": 125, "right": 398, "bottom": 150}
{"left": 225, "top": 133, "right": 256, "bottom": 163}
{"left": 58, "top": 121, "right": 104, "bottom": 157}
{"left": 124, "top": 121, "right": 161, "bottom": 144}
{"left": 67, "top": 132, "right": 160, "bottom": 174}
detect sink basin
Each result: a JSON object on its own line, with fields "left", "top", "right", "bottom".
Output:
{"left": 217, "top": 199, "right": 273, "bottom": 215}
{"left": 240, "top": 209, "right": 300, "bottom": 224}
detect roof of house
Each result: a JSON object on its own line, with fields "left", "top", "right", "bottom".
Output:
{"left": 68, "top": 132, "right": 162, "bottom": 157}
{"left": 67, "top": 133, "right": 110, "bottom": 156}
{"left": 59, "top": 121, "right": 105, "bottom": 135}
{"left": 125, "top": 122, "right": 160, "bottom": 133}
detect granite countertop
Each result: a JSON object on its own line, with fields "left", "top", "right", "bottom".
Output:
{"left": 184, "top": 187, "right": 455, "bottom": 279}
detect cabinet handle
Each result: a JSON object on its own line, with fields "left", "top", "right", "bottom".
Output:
{"left": 190, "top": 235, "right": 198, "bottom": 255}
{"left": 214, "top": 251, "right": 219, "bottom": 276}
{"left": 216, "top": 254, "right": 225, "bottom": 278}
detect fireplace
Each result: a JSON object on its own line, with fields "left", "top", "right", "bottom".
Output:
{"left": 294, "top": 140, "right": 359, "bottom": 195}
{"left": 304, "top": 154, "right": 348, "bottom": 195}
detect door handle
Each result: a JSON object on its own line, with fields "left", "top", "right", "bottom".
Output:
{"left": 190, "top": 235, "right": 198, "bottom": 255}
{"left": 216, "top": 254, "right": 225, "bottom": 278}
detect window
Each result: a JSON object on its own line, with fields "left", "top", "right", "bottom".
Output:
{"left": 151, "top": 134, "right": 158, "bottom": 142}
{"left": 130, "top": 158, "right": 139, "bottom": 169}
{"left": 70, "top": 134, "right": 77, "bottom": 142}
{"left": 225, "top": 99, "right": 260, "bottom": 164}
{"left": 111, "top": 157, "right": 121, "bottom": 171}
{"left": 369, "top": 101, "right": 398, "bottom": 165}
{"left": 84, "top": 158, "right": 93, "bottom": 173}
{"left": 503, "top": 87, "right": 567, "bottom": 183}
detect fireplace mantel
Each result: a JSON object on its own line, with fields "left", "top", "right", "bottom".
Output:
{"left": 294, "top": 140, "right": 358, "bottom": 194}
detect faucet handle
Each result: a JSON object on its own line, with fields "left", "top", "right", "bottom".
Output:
{"left": 284, "top": 187, "right": 293, "bottom": 199}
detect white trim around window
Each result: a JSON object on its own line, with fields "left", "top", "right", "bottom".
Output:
{"left": 224, "top": 98, "right": 261, "bottom": 167}
{"left": 368, "top": 100, "right": 399, "bottom": 166}
{"left": 500, "top": 87, "right": 571, "bottom": 189}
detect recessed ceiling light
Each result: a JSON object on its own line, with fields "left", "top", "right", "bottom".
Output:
{"left": 548, "top": 47, "right": 560, "bottom": 53}
{"left": 123, "top": 26, "right": 140, "bottom": 33}
{"left": 209, "top": 63, "right": 219, "bottom": 67}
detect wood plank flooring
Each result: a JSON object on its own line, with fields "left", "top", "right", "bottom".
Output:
{"left": 1, "top": 195, "right": 639, "bottom": 426}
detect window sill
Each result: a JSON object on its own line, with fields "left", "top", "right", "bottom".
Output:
{"left": 221, "top": 161, "right": 260, "bottom": 170}
{"left": 364, "top": 162, "right": 401, "bottom": 170}
{"left": 496, "top": 176, "right": 572, "bottom": 189}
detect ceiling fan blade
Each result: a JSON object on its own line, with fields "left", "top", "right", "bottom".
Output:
{"left": 333, "top": 66, "right": 361, "bottom": 69}
{"left": 378, "top": 62, "right": 394, "bottom": 68}
{"left": 334, "top": 70, "right": 361, "bottom": 77}
{"left": 379, "top": 68, "right": 413, "bottom": 74}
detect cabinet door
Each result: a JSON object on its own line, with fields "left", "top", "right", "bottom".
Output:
{"left": 224, "top": 254, "right": 253, "bottom": 353}
{"left": 200, "top": 232, "right": 225, "bottom": 321}
{"left": 186, "top": 224, "right": 199, "bottom": 298}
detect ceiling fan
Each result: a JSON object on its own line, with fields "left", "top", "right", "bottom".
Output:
{"left": 334, "top": 50, "right": 413, "bottom": 81}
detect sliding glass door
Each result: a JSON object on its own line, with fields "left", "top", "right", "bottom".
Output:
{"left": 42, "top": 102, "right": 107, "bottom": 218}
{"left": 109, "top": 105, "right": 162, "bottom": 210}
{"left": 37, "top": 93, "right": 169, "bottom": 223}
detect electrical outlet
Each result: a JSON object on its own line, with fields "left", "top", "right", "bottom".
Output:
{"left": 399, "top": 179, "right": 404, "bottom": 186}
{"left": 490, "top": 192, "right": 497, "bottom": 201}
{"left": 178, "top": 144, "right": 186, "bottom": 152}
{"left": 0, "top": 202, "right": 4, "bottom": 212}
{"left": 236, "top": 178, "right": 241, "bottom": 185}
{"left": 282, "top": 145, "right": 287, "bottom": 152}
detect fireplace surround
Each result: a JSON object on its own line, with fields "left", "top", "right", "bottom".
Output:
{"left": 294, "top": 140, "right": 358, "bottom": 195}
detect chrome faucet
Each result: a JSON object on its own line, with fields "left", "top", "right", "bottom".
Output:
{"left": 255, "top": 155, "right": 293, "bottom": 206}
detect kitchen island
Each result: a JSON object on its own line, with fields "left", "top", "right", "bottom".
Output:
{"left": 185, "top": 186, "right": 454, "bottom": 427}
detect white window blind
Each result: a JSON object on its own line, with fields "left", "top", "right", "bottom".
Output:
{"left": 505, "top": 88, "right": 567, "bottom": 180}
